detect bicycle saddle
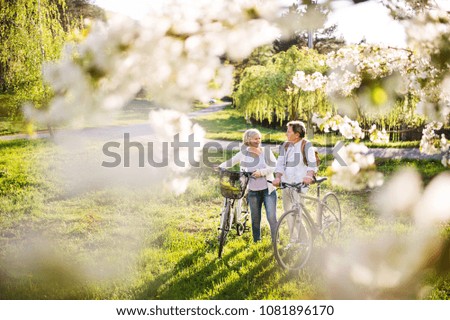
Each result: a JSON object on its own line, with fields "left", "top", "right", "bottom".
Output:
{"left": 315, "top": 176, "right": 327, "bottom": 184}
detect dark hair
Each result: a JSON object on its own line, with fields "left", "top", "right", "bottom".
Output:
{"left": 287, "top": 121, "right": 306, "bottom": 138}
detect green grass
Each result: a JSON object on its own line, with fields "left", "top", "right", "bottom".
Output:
{"left": 0, "top": 139, "right": 448, "bottom": 299}
{"left": 0, "top": 118, "right": 26, "bottom": 136}
{"left": 193, "top": 106, "right": 286, "bottom": 143}
{"left": 193, "top": 106, "right": 421, "bottom": 148}
{"left": 376, "top": 158, "right": 449, "bottom": 184}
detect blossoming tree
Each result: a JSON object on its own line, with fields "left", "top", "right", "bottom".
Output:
{"left": 24, "top": 0, "right": 449, "bottom": 298}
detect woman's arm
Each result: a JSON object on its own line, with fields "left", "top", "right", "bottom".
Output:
{"left": 219, "top": 151, "right": 242, "bottom": 169}
{"left": 274, "top": 143, "right": 286, "bottom": 176}
{"left": 259, "top": 149, "right": 276, "bottom": 176}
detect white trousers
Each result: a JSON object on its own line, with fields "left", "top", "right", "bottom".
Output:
{"left": 281, "top": 188, "right": 306, "bottom": 242}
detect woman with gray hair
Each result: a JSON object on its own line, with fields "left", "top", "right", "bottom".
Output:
{"left": 219, "top": 129, "right": 277, "bottom": 243}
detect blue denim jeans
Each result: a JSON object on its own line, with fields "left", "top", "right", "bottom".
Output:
{"left": 247, "top": 188, "right": 277, "bottom": 242}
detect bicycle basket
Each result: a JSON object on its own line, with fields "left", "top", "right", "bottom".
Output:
{"left": 219, "top": 170, "right": 249, "bottom": 199}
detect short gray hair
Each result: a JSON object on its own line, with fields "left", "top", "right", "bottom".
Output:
{"left": 243, "top": 129, "right": 261, "bottom": 146}
{"left": 287, "top": 121, "right": 306, "bottom": 138}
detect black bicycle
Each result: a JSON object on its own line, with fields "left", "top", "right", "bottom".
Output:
{"left": 216, "top": 168, "right": 253, "bottom": 258}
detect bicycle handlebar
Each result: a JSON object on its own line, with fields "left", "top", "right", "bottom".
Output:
{"left": 213, "top": 167, "right": 255, "bottom": 177}
{"left": 267, "top": 180, "right": 306, "bottom": 190}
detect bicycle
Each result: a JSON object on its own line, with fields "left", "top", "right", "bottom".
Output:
{"left": 272, "top": 177, "right": 341, "bottom": 270}
{"left": 216, "top": 168, "right": 253, "bottom": 258}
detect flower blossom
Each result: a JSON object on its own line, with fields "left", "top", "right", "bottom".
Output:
{"left": 313, "top": 114, "right": 364, "bottom": 140}
{"left": 26, "top": 0, "right": 282, "bottom": 127}
{"left": 321, "top": 169, "right": 450, "bottom": 299}
{"left": 419, "top": 121, "right": 444, "bottom": 155}
{"left": 441, "top": 154, "right": 450, "bottom": 167}
{"left": 331, "top": 142, "right": 383, "bottom": 191}
{"left": 413, "top": 172, "right": 450, "bottom": 228}
{"left": 292, "top": 71, "right": 327, "bottom": 92}
{"left": 369, "top": 124, "right": 390, "bottom": 144}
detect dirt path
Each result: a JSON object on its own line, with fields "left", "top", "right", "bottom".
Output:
{"left": 0, "top": 103, "right": 443, "bottom": 160}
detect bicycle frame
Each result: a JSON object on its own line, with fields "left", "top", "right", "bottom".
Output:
{"left": 217, "top": 192, "right": 250, "bottom": 258}
{"left": 273, "top": 178, "right": 342, "bottom": 270}
{"left": 216, "top": 168, "right": 254, "bottom": 258}
{"left": 284, "top": 186, "right": 326, "bottom": 236}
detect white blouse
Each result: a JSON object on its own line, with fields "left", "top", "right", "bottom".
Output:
{"left": 219, "top": 147, "right": 277, "bottom": 194}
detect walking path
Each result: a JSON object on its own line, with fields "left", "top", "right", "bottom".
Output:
{"left": 0, "top": 103, "right": 442, "bottom": 160}
{"left": 204, "top": 140, "right": 442, "bottom": 160}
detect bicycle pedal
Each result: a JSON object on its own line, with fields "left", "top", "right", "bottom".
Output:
{"left": 244, "top": 226, "right": 250, "bottom": 232}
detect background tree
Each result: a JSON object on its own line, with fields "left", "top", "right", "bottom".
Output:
{"left": 57, "top": 0, "right": 105, "bottom": 30}
{"left": 0, "top": 0, "right": 104, "bottom": 119}
{"left": 230, "top": 44, "right": 275, "bottom": 99}
{"left": 233, "top": 46, "right": 332, "bottom": 133}
{"left": 0, "top": 0, "right": 67, "bottom": 117}
{"left": 274, "top": 25, "right": 345, "bottom": 55}
{"left": 274, "top": 1, "right": 344, "bottom": 54}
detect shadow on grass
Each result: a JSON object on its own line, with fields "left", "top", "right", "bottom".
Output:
{"left": 135, "top": 237, "right": 315, "bottom": 300}
{"left": 0, "top": 138, "right": 43, "bottom": 151}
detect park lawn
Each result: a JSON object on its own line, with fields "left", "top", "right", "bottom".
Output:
{"left": 193, "top": 105, "right": 421, "bottom": 148}
{"left": 0, "top": 139, "right": 448, "bottom": 299}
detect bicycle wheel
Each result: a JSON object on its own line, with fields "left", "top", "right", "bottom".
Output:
{"left": 321, "top": 192, "right": 341, "bottom": 243}
{"left": 218, "top": 201, "right": 233, "bottom": 258}
{"left": 273, "top": 209, "right": 313, "bottom": 270}
{"left": 235, "top": 196, "right": 249, "bottom": 236}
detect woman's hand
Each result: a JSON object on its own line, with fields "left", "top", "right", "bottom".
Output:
{"left": 272, "top": 177, "right": 281, "bottom": 187}
{"left": 303, "top": 176, "right": 314, "bottom": 185}
{"left": 252, "top": 170, "right": 262, "bottom": 178}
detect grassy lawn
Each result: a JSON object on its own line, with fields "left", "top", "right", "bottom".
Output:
{"left": 0, "top": 139, "right": 448, "bottom": 299}
{"left": 193, "top": 106, "right": 421, "bottom": 148}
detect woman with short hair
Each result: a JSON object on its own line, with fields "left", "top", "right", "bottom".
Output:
{"left": 219, "top": 129, "right": 277, "bottom": 243}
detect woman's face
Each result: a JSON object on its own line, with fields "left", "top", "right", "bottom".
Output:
{"left": 248, "top": 134, "right": 261, "bottom": 148}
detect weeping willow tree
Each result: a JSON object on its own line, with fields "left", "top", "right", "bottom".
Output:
{"left": 233, "top": 46, "right": 332, "bottom": 132}
{"left": 0, "top": 0, "right": 67, "bottom": 117}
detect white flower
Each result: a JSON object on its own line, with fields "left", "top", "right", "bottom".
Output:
{"left": 338, "top": 117, "right": 365, "bottom": 140}
{"left": 169, "top": 177, "right": 191, "bottom": 195}
{"left": 419, "top": 121, "right": 444, "bottom": 155}
{"left": 414, "top": 172, "right": 450, "bottom": 228}
{"left": 331, "top": 142, "right": 383, "bottom": 191}
{"left": 292, "top": 71, "right": 327, "bottom": 91}
{"left": 322, "top": 229, "right": 443, "bottom": 299}
{"left": 338, "top": 122, "right": 354, "bottom": 139}
{"left": 441, "top": 134, "right": 449, "bottom": 152}
{"left": 148, "top": 109, "right": 205, "bottom": 173}
{"left": 373, "top": 168, "right": 422, "bottom": 220}
{"left": 369, "top": 125, "right": 390, "bottom": 144}
{"left": 27, "top": 0, "right": 282, "bottom": 127}
{"left": 441, "top": 154, "right": 450, "bottom": 167}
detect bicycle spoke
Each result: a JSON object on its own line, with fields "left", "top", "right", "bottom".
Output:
{"left": 321, "top": 193, "right": 341, "bottom": 243}
{"left": 218, "top": 203, "right": 233, "bottom": 258}
{"left": 274, "top": 210, "right": 313, "bottom": 270}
